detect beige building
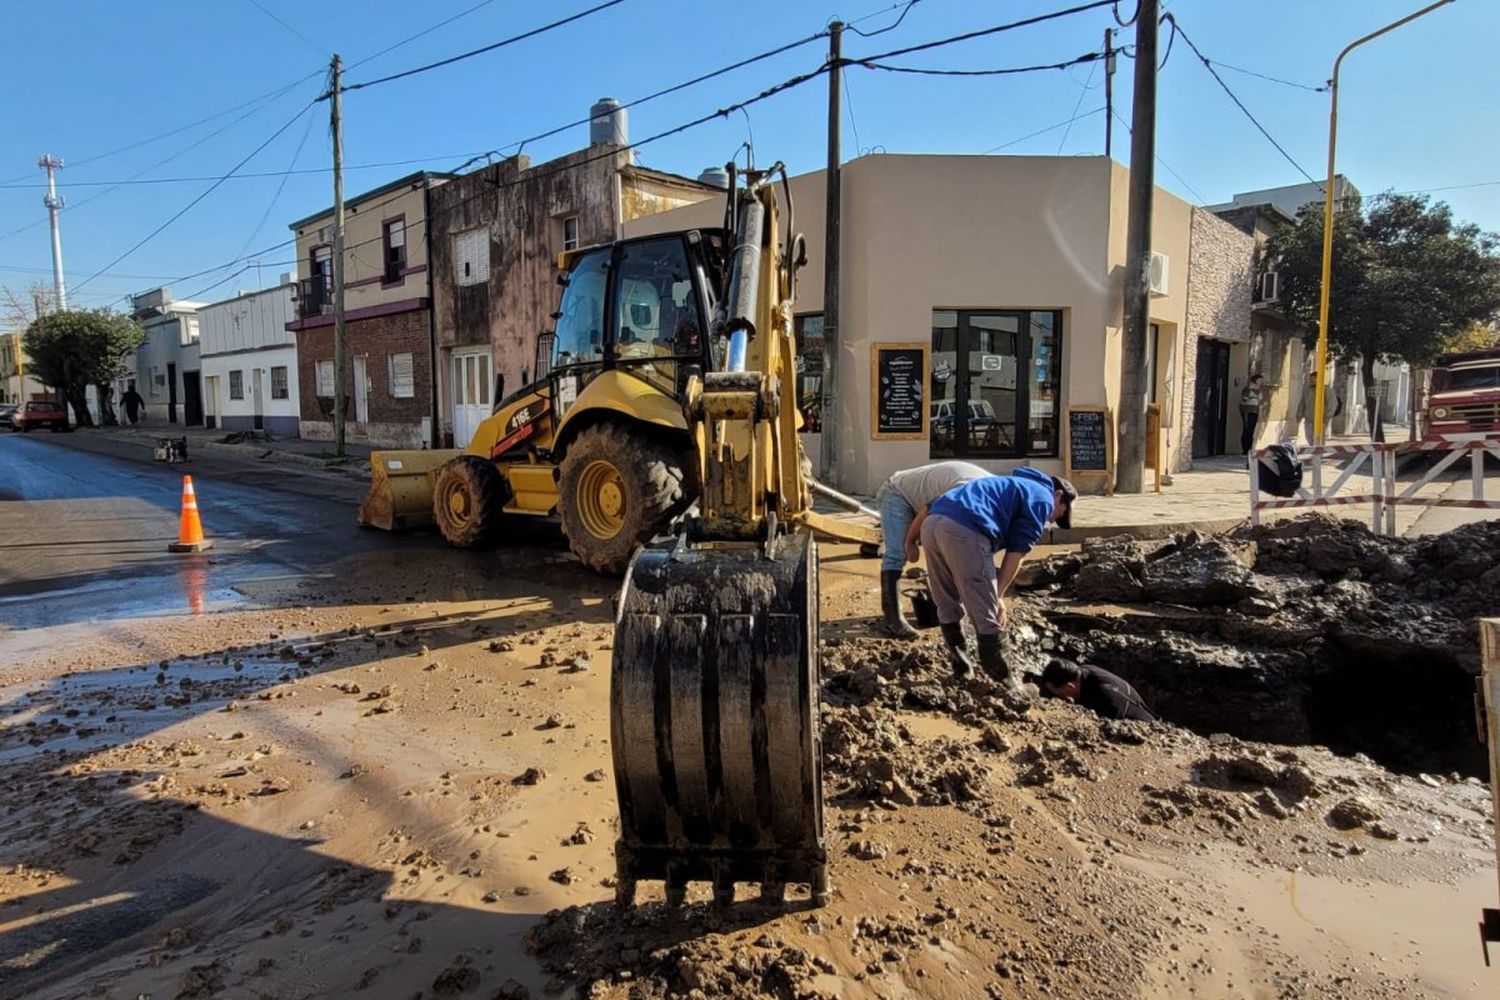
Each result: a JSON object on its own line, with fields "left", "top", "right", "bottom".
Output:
{"left": 625, "top": 154, "right": 1254, "bottom": 494}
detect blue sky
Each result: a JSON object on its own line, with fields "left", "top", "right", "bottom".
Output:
{"left": 1, "top": 0, "right": 1495, "bottom": 313}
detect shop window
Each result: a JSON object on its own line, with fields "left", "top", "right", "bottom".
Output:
{"left": 270, "top": 366, "right": 289, "bottom": 400}
{"left": 229, "top": 370, "right": 244, "bottom": 400}
{"left": 794, "top": 314, "right": 825, "bottom": 433}
{"left": 388, "top": 352, "right": 415, "bottom": 398}
{"left": 929, "top": 309, "right": 1062, "bottom": 459}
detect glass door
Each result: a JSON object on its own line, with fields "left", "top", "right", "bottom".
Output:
{"left": 930, "top": 309, "right": 1061, "bottom": 459}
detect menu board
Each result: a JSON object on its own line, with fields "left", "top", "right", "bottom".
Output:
{"left": 871, "top": 343, "right": 928, "bottom": 440}
{"left": 1066, "top": 407, "right": 1109, "bottom": 472}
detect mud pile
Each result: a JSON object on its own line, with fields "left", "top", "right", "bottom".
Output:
{"left": 1020, "top": 514, "right": 1499, "bottom": 775}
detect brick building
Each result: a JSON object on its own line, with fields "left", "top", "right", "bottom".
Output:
{"left": 427, "top": 100, "right": 720, "bottom": 446}
{"left": 286, "top": 171, "right": 452, "bottom": 448}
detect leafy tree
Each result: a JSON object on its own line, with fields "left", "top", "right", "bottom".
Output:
{"left": 22, "top": 309, "right": 144, "bottom": 427}
{"left": 1267, "top": 193, "right": 1500, "bottom": 434}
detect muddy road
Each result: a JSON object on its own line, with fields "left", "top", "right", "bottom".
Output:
{"left": 0, "top": 440, "right": 1495, "bottom": 1000}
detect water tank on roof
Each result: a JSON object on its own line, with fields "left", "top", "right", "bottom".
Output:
{"left": 697, "top": 166, "right": 730, "bottom": 189}
{"left": 589, "top": 97, "right": 628, "bottom": 147}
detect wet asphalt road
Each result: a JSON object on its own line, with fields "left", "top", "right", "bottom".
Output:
{"left": 0, "top": 431, "right": 453, "bottom": 629}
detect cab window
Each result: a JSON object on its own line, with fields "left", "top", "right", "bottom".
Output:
{"left": 552, "top": 249, "right": 608, "bottom": 371}
{"left": 611, "top": 238, "right": 700, "bottom": 392}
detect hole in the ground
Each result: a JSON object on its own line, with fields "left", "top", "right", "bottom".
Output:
{"left": 1078, "top": 641, "right": 1485, "bottom": 779}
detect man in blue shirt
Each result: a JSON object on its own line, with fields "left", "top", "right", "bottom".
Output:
{"left": 907, "top": 468, "right": 1077, "bottom": 681}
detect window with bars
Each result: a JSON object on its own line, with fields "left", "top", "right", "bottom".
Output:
{"left": 316, "top": 360, "right": 335, "bottom": 396}
{"left": 455, "top": 229, "right": 490, "bottom": 286}
{"left": 388, "top": 352, "right": 414, "bottom": 398}
{"left": 229, "top": 370, "right": 244, "bottom": 400}
{"left": 383, "top": 218, "right": 407, "bottom": 283}
{"left": 271, "top": 366, "right": 289, "bottom": 400}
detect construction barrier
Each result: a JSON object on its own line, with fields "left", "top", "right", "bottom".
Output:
{"left": 1249, "top": 443, "right": 1386, "bottom": 533}
{"left": 1250, "top": 437, "right": 1500, "bottom": 536}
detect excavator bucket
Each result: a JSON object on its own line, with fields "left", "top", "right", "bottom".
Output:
{"left": 611, "top": 528, "right": 827, "bottom": 908}
{"left": 356, "top": 449, "right": 460, "bottom": 530}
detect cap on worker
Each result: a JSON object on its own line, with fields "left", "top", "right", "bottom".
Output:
{"left": 1050, "top": 475, "right": 1078, "bottom": 530}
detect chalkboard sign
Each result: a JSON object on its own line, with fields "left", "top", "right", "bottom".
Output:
{"left": 1066, "top": 407, "right": 1109, "bottom": 473}
{"left": 871, "top": 343, "right": 928, "bottom": 440}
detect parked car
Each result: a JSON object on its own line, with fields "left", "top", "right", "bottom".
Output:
{"left": 0, "top": 403, "right": 17, "bottom": 430}
{"left": 14, "top": 399, "right": 70, "bottom": 432}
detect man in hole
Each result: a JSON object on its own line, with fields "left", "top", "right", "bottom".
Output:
{"left": 1039, "top": 659, "right": 1156, "bottom": 722}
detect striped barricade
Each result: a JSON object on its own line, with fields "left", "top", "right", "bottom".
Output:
{"left": 1382, "top": 438, "right": 1500, "bottom": 535}
{"left": 1249, "top": 443, "right": 1385, "bottom": 533}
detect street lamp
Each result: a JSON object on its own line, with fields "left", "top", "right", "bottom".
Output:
{"left": 1313, "top": 0, "right": 1456, "bottom": 444}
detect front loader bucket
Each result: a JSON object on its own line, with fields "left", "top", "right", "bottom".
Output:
{"left": 611, "top": 528, "right": 826, "bottom": 909}
{"left": 356, "top": 449, "right": 461, "bottom": 530}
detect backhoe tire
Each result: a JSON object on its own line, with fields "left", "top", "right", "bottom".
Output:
{"left": 433, "top": 456, "right": 509, "bottom": 548}
{"left": 558, "top": 423, "right": 687, "bottom": 576}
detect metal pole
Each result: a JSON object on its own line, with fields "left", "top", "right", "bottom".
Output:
{"left": 1103, "top": 29, "right": 1114, "bottom": 159}
{"left": 818, "top": 21, "right": 843, "bottom": 489}
{"left": 1313, "top": 0, "right": 1455, "bottom": 446}
{"left": 38, "top": 154, "right": 67, "bottom": 311}
{"left": 1116, "top": 0, "right": 1157, "bottom": 494}
{"left": 330, "top": 54, "right": 347, "bottom": 459}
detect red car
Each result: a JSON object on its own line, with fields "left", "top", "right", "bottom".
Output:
{"left": 15, "top": 399, "right": 70, "bottom": 432}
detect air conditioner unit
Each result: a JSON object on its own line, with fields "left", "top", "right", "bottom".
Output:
{"left": 1259, "top": 270, "right": 1281, "bottom": 303}
{"left": 1147, "top": 251, "right": 1169, "bottom": 297}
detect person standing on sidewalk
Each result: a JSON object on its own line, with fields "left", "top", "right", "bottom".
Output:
{"left": 909, "top": 468, "right": 1076, "bottom": 682}
{"left": 1240, "top": 373, "right": 1264, "bottom": 463}
{"left": 874, "top": 460, "right": 990, "bottom": 638}
{"left": 121, "top": 385, "right": 145, "bottom": 425}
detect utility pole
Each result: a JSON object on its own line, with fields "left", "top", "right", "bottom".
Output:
{"left": 1116, "top": 0, "right": 1157, "bottom": 494}
{"left": 1103, "top": 30, "right": 1115, "bottom": 159}
{"left": 38, "top": 154, "right": 67, "bottom": 311}
{"left": 819, "top": 21, "right": 843, "bottom": 489}
{"left": 330, "top": 54, "right": 348, "bottom": 458}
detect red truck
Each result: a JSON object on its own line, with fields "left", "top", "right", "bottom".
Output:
{"left": 1424, "top": 348, "right": 1500, "bottom": 440}
{"left": 14, "top": 398, "right": 70, "bottom": 432}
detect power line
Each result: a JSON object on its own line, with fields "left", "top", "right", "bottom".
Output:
{"left": 1058, "top": 57, "right": 1101, "bottom": 153}
{"left": 847, "top": 0, "right": 921, "bottom": 37}
{"left": 243, "top": 0, "right": 326, "bottom": 55}
{"left": 72, "top": 99, "right": 320, "bottom": 295}
{"left": 855, "top": 0, "right": 1116, "bottom": 62}
{"left": 347, "top": 0, "right": 504, "bottom": 71}
{"left": 982, "top": 106, "right": 1106, "bottom": 154}
{"left": 1209, "top": 58, "right": 1327, "bottom": 93}
{"left": 856, "top": 49, "right": 1102, "bottom": 76}
{"left": 1110, "top": 108, "right": 1205, "bottom": 203}
{"left": 231, "top": 107, "right": 319, "bottom": 261}
{"left": 1395, "top": 179, "right": 1500, "bottom": 195}
{"left": 337, "top": 0, "right": 630, "bottom": 95}
{"left": 1163, "top": 15, "right": 1319, "bottom": 186}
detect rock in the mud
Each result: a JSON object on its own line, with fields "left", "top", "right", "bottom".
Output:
{"left": 176, "top": 960, "right": 227, "bottom": 998}
{"left": 1327, "top": 796, "right": 1382, "bottom": 830}
{"left": 513, "top": 767, "right": 546, "bottom": 786}
{"left": 493, "top": 979, "right": 531, "bottom": 999}
{"left": 1142, "top": 540, "right": 1258, "bottom": 605}
{"left": 847, "top": 839, "right": 889, "bottom": 861}
{"left": 548, "top": 867, "right": 575, "bottom": 885}
{"left": 431, "top": 959, "right": 481, "bottom": 995}
{"left": 1071, "top": 559, "right": 1145, "bottom": 602}
{"left": 583, "top": 769, "right": 606, "bottom": 782}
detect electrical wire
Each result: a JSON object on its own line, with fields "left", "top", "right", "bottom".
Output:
{"left": 347, "top": 0, "right": 504, "bottom": 70}
{"left": 1209, "top": 59, "right": 1328, "bottom": 93}
{"left": 847, "top": 0, "right": 921, "bottom": 37}
{"left": 1058, "top": 58, "right": 1100, "bottom": 152}
{"left": 856, "top": 0, "right": 1115, "bottom": 63}
{"left": 1109, "top": 108, "right": 1205, "bottom": 202}
{"left": 982, "top": 107, "right": 1107, "bottom": 154}
{"left": 337, "top": 0, "right": 629, "bottom": 95}
{"left": 856, "top": 50, "right": 1102, "bottom": 76}
{"left": 243, "top": 0, "right": 326, "bottom": 55}
{"left": 231, "top": 106, "right": 318, "bottom": 261}
{"left": 72, "top": 99, "right": 320, "bottom": 295}
{"left": 1163, "top": 15, "right": 1319, "bottom": 186}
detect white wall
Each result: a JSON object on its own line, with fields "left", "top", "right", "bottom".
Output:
{"left": 201, "top": 345, "right": 301, "bottom": 436}
{"left": 199, "top": 284, "right": 295, "bottom": 354}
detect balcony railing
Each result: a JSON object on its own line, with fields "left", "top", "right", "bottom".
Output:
{"left": 297, "top": 276, "right": 331, "bottom": 319}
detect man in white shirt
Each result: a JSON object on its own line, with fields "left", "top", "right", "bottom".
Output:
{"left": 874, "top": 460, "right": 989, "bottom": 637}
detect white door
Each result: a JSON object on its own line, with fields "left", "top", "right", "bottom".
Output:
{"left": 353, "top": 357, "right": 370, "bottom": 425}
{"left": 251, "top": 368, "right": 265, "bottom": 430}
{"left": 452, "top": 350, "right": 492, "bottom": 447}
{"left": 204, "top": 376, "right": 219, "bottom": 428}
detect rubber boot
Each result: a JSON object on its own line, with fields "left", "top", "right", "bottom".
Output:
{"left": 976, "top": 633, "right": 1012, "bottom": 685}
{"left": 939, "top": 622, "right": 975, "bottom": 679}
{"left": 880, "top": 570, "right": 920, "bottom": 639}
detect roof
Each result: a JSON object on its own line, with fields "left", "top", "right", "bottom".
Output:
{"left": 621, "top": 163, "right": 723, "bottom": 191}
{"left": 287, "top": 170, "right": 456, "bottom": 232}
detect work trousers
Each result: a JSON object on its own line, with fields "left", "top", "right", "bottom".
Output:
{"left": 875, "top": 484, "right": 916, "bottom": 572}
{"left": 1240, "top": 412, "right": 1259, "bottom": 455}
{"left": 920, "top": 513, "right": 1000, "bottom": 636}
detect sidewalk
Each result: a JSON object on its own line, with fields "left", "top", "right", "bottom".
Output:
{"left": 79, "top": 422, "right": 378, "bottom": 480}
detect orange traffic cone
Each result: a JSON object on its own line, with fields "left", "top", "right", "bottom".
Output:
{"left": 168, "top": 475, "right": 214, "bottom": 553}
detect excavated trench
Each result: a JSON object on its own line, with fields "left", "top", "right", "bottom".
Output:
{"left": 1015, "top": 515, "right": 1497, "bottom": 779}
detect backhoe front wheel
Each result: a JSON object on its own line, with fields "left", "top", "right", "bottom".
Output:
{"left": 559, "top": 424, "right": 687, "bottom": 575}
{"left": 433, "top": 456, "right": 509, "bottom": 548}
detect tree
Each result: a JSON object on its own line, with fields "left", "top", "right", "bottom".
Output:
{"left": 22, "top": 310, "right": 144, "bottom": 427}
{"left": 1267, "top": 193, "right": 1500, "bottom": 436}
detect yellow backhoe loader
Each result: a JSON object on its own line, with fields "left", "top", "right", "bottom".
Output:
{"left": 356, "top": 186, "right": 876, "bottom": 575}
